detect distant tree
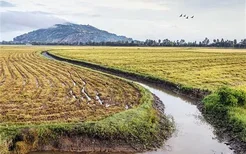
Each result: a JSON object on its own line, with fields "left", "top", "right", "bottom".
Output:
{"left": 180, "top": 39, "right": 186, "bottom": 45}
{"left": 233, "top": 39, "right": 237, "bottom": 46}
{"left": 176, "top": 40, "right": 180, "bottom": 46}
{"left": 194, "top": 41, "right": 197, "bottom": 46}
{"left": 206, "top": 38, "right": 210, "bottom": 45}
{"left": 2, "top": 37, "right": 245, "bottom": 48}
{"left": 202, "top": 37, "right": 209, "bottom": 46}
{"left": 240, "top": 39, "right": 246, "bottom": 48}
{"left": 199, "top": 41, "right": 202, "bottom": 46}
{"left": 221, "top": 38, "right": 225, "bottom": 47}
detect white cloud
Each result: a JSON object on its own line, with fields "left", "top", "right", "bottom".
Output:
{"left": 86, "top": 0, "right": 170, "bottom": 11}
{"left": 0, "top": 1, "right": 15, "bottom": 7}
{"left": 0, "top": 11, "right": 66, "bottom": 41}
{"left": 0, "top": 0, "right": 245, "bottom": 41}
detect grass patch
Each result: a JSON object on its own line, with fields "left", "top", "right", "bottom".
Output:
{"left": 203, "top": 87, "right": 246, "bottom": 141}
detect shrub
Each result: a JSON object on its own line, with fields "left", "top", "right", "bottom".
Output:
{"left": 217, "top": 87, "right": 246, "bottom": 107}
{"left": 203, "top": 87, "right": 246, "bottom": 142}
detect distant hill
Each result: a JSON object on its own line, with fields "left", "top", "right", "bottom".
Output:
{"left": 13, "top": 23, "right": 132, "bottom": 43}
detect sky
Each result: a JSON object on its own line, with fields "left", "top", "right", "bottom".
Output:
{"left": 0, "top": 0, "right": 245, "bottom": 42}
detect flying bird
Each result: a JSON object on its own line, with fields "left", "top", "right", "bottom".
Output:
{"left": 179, "top": 14, "right": 194, "bottom": 19}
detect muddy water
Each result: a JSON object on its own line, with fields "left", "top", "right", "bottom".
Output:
{"left": 138, "top": 83, "right": 233, "bottom": 154}
{"left": 38, "top": 52, "right": 235, "bottom": 154}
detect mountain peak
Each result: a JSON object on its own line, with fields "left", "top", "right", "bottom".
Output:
{"left": 13, "top": 23, "right": 132, "bottom": 43}
{"left": 63, "top": 22, "right": 75, "bottom": 25}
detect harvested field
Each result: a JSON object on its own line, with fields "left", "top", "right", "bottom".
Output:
{"left": 0, "top": 46, "right": 141, "bottom": 124}
{"left": 0, "top": 46, "right": 173, "bottom": 153}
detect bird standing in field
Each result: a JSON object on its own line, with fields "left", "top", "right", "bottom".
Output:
{"left": 186, "top": 16, "right": 189, "bottom": 19}
{"left": 180, "top": 14, "right": 183, "bottom": 17}
{"left": 191, "top": 16, "right": 194, "bottom": 18}
{"left": 184, "top": 14, "right": 186, "bottom": 17}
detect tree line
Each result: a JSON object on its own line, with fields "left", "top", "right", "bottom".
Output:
{"left": 1, "top": 38, "right": 246, "bottom": 48}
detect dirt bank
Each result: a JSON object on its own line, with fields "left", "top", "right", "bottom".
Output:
{"left": 35, "top": 96, "right": 169, "bottom": 153}
{"left": 9, "top": 96, "right": 171, "bottom": 154}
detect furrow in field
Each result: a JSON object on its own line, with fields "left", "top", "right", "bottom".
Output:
{"left": 28, "top": 60, "right": 77, "bottom": 100}
{"left": 0, "top": 61, "right": 6, "bottom": 86}
{"left": 29, "top": 57, "right": 72, "bottom": 86}
{"left": 29, "top": 56, "right": 99, "bottom": 102}
{"left": 0, "top": 47, "right": 141, "bottom": 124}
{"left": 11, "top": 62, "right": 28, "bottom": 92}
{"left": 28, "top": 53, "right": 105, "bottom": 111}
{"left": 18, "top": 59, "right": 44, "bottom": 98}
{"left": 4, "top": 57, "right": 17, "bottom": 80}
{"left": 0, "top": 58, "right": 23, "bottom": 98}
{"left": 10, "top": 53, "right": 30, "bottom": 89}
{"left": 20, "top": 56, "right": 60, "bottom": 100}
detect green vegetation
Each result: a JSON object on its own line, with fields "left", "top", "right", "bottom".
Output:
{"left": 0, "top": 46, "right": 172, "bottom": 153}
{"left": 203, "top": 87, "right": 246, "bottom": 141}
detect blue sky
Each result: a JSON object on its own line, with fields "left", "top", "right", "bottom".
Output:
{"left": 0, "top": 0, "right": 245, "bottom": 41}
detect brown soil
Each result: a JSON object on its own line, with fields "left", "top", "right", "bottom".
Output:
{"left": 35, "top": 136, "right": 140, "bottom": 153}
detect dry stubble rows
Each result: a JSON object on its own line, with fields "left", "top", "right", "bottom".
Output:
{"left": 0, "top": 46, "right": 140, "bottom": 124}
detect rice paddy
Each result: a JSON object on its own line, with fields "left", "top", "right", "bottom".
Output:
{"left": 1, "top": 46, "right": 245, "bottom": 153}
{"left": 49, "top": 47, "right": 246, "bottom": 143}
{"left": 50, "top": 47, "right": 246, "bottom": 92}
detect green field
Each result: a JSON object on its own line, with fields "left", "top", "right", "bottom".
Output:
{"left": 0, "top": 46, "right": 172, "bottom": 153}
{"left": 50, "top": 47, "right": 246, "bottom": 141}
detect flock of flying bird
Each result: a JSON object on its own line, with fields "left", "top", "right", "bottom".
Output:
{"left": 180, "top": 14, "right": 194, "bottom": 19}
